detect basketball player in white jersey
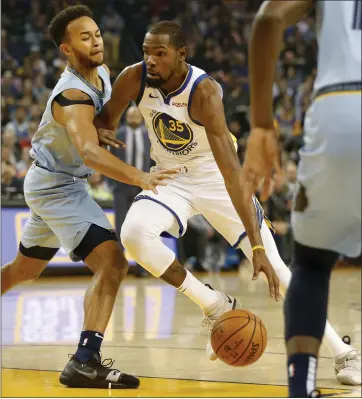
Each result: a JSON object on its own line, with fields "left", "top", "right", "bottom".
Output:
{"left": 97, "top": 21, "right": 360, "bottom": 386}
{"left": 243, "top": 1, "right": 361, "bottom": 396}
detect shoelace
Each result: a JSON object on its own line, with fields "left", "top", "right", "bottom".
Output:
{"left": 344, "top": 350, "right": 361, "bottom": 370}
{"left": 335, "top": 349, "right": 361, "bottom": 372}
{"left": 68, "top": 353, "right": 120, "bottom": 372}
{"left": 101, "top": 357, "right": 115, "bottom": 369}
{"left": 202, "top": 315, "right": 218, "bottom": 334}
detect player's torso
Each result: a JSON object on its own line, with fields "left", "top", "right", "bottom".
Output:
{"left": 30, "top": 65, "right": 112, "bottom": 177}
{"left": 137, "top": 63, "right": 219, "bottom": 170}
{"left": 314, "top": 0, "right": 361, "bottom": 91}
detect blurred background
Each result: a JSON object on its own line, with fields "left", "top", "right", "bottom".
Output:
{"left": 1, "top": 0, "right": 360, "bottom": 275}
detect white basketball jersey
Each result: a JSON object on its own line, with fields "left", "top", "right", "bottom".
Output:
{"left": 314, "top": 0, "right": 362, "bottom": 90}
{"left": 136, "top": 62, "right": 234, "bottom": 170}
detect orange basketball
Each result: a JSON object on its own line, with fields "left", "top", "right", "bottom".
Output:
{"left": 211, "top": 309, "right": 267, "bottom": 367}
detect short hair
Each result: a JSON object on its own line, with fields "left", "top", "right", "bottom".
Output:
{"left": 147, "top": 21, "right": 186, "bottom": 49}
{"left": 48, "top": 4, "right": 93, "bottom": 46}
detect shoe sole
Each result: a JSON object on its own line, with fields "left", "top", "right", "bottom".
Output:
{"left": 59, "top": 372, "right": 140, "bottom": 389}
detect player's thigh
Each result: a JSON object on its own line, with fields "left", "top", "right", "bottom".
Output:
{"left": 195, "top": 175, "right": 263, "bottom": 248}
{"left": 16, "top": 211, "right": 60, "bottom": 278}
{"left": 123, "top": 185, "right": 197, "bottom": 239}
{"left": 26, "top": 179, "right": 114, "bottom": 261}
{"left": 294, "top": 94, "right": 361, "bottom": 257}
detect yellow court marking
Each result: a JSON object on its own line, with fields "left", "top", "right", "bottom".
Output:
{"left": 1, "top": 369, "right": 356, "bottom": 398}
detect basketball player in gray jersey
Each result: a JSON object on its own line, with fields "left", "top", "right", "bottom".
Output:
{"left": 244, "top": 0, "right": 361, "bottom": 396}
{"left": 1, "top": 5, "right": 178, "bottom": 389}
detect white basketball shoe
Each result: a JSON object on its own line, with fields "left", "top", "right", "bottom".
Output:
{"left": 333, "top": 336, "right": 361, "bottom": 385}
{"left": 202, "top": 284, "right": 241, "bottom": 361}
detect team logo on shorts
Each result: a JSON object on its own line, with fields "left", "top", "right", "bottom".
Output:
{"left": 152, "top": 112, "right": 197, "bottom": 155}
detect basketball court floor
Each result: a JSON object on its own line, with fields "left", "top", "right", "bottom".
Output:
{"left": 2, "top": 264, "right": 361, "bottom": 397}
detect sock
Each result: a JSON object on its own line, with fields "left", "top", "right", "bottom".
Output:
{"left": 323, "top": 322, "right": 350, "bottom": 358}
{"left": 75, "top": 330, "right": 104, "bottom": 362}
{"left": 288, "top": 354, "right": 317, "bottom": 397}
{"left": 177, "top": 270, "right": 218, "bottom": 312}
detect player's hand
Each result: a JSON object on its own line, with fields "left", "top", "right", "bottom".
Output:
{"left": 251, "top": 250, "right": 280, "bottom": 302}
{"left": 139, "top": 168, "right": 181, "bottom": 194}
{"left": 243, "top": 127, "right": 282, "bottom": 201}
{"left": 97, "top": 128, "right": 126, "bottom": 149}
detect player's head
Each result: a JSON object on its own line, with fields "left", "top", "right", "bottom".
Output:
{"left": 143, "top": 21, "right": 187, "bottom": 88}
{"left": 49, "top": 5, "right": 103, "bottom": 68}
{"left": 126, "top": 106, "right": 143, "bottom": 129}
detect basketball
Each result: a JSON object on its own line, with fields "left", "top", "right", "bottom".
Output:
{"left": 211, "top": 309, "right": 267, "bottom": 367}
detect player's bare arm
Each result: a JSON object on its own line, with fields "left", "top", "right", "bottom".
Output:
{"left": 53, "top": 89, "right": 178, "bottom": 193}
{"left": 244, "top": 0, "right": 313, "bottom": 199}
{"left": 96, "top": 62, "right": 143, "bottom": 132}
{"left": 190, "top": 78, "right": 280, "bottom": 301}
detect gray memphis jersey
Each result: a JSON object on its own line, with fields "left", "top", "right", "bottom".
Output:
{"left": 30, "top": 65, "right": 112, "bottom": 177}
{"left": 314, "top": 1, "right": 361, "bottom": 91}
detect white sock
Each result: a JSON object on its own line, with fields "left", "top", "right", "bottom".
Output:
{"left": 177, "top": 270, "right": 218, "bottom": 312}
{"left": 323, "top": 322, "right": 350, "bottom": 358}
{"left": 240, "top": 221, "right": 350, "bottom": 359}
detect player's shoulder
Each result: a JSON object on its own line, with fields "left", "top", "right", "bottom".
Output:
{"left": 60, "top": 89, "right": 92, "bottom": 101}
{"left": 121, "top": 61, "right": 144, "bottom": 81}
{"left": 193, "top": 75, "right": 221, "bottom": 100}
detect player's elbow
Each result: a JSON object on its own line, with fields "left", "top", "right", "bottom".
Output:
{"left": 255, "top": 4, "right": 284, "bottom": 26}
{"left": 80, "top": 142, "right": 98, "bottom": 166}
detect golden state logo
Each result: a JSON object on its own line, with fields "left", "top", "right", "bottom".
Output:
{"left": 152, "top": 112, "right": 197, "bottom": 156}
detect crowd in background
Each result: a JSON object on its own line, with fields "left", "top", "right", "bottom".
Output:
{"left": 2, "top": 0, "right": 321, "bottom": 265}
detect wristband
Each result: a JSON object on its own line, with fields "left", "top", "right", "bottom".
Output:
{"left": 252, "top": 245, "right": 265, "bottom": 252}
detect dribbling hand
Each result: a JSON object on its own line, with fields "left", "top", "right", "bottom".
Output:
{"left": 252, "top": 249, "right": 280, "bottom": 302}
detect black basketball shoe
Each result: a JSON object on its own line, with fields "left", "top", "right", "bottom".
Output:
{"left": 59, "top": 352, "right": 140, "bottom": 389}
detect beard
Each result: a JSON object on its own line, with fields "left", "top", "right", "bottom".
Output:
{"left": 72, "top": 48, "right": 103, "bottom": 68}
{"left": 145, "top": 76, "right": 168, "bottom": 88}
{"left": 88, "top": 58, "right": 103, "bottom": 68}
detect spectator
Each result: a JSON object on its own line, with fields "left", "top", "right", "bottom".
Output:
{"left": 100, "top": 5, "right": 124, "bottom": 67}
{"left": 16, "top": 145, "right": 33, "bottom": 178}
{"left": 274, "top": 94, "right": 302, "bottom": 138}
{"left": 2, "top": 127, "right": 20, "bottom": 163}
{"left": 2, "top": 71, "right": 21, "bottom": 99}
{"left": 4, "top": 106, "right": 29, "bottom": 141}
{"left": 32, "top": 74, "right": 50, "bottom": 105}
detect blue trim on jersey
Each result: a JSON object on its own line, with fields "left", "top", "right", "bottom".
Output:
{"left": 162, "top": 65, "right": 193, "bottom": 105}
{"left": 232, "top": 199, "right": 264, "bottom": 249}
{"left": 187, "top": 73, "right": 209, "bottom": 126}
{"left": 133, "top": 195, "right": 184, "bottom": 237}
{"left": 135, "top": 62, "right": 147, "bottom": 105}
{"left": 232, "top": 231, "right": 247, "bottom": 250}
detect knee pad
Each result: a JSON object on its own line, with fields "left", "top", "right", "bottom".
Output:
{"left": 121, "top": 212, "right": 175, "bottom": 278}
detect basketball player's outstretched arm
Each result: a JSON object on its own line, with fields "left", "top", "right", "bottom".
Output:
{"left": 243, "top": 0, "right": 313, "bottom": 198}
{"left": 190, "top": 78, "right": 280, "bottom": 301}
{"left": 54, "top": 89, "right": 178, "bottom": 193}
